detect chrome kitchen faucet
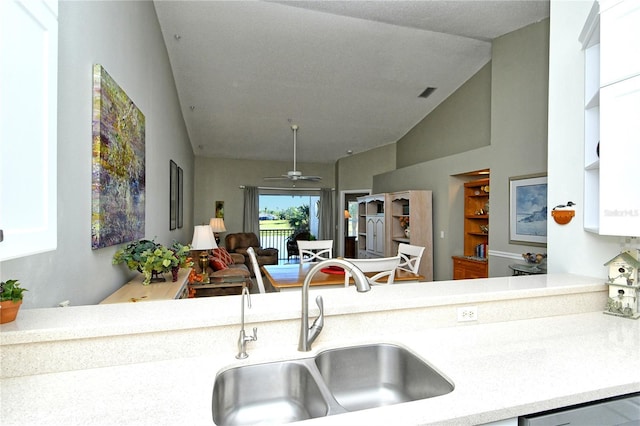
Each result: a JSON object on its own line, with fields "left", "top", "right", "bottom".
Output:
{"left": 236, "top": 286, "right": 257, "bottom": 359}
{"left": 299, "top": 259, "right": 371, "bottom": 351}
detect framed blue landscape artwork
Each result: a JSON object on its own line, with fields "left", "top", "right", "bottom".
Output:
{"left": 91, "top": 64, "right": 145, "bottom": 249}
{"left": 509, "top": 174, "right": 547, "bottom": 247}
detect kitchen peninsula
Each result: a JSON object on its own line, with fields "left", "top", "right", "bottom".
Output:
{"left": 1, "top": 274, "right": 639, "bottom": 425}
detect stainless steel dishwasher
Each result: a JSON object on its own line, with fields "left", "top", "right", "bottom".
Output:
{"left": 519, "top": 392, "right": 640, "bottom": 426}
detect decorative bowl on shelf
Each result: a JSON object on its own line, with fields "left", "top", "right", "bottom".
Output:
{"left": 551, "top": 209, "right": 575, "bottom": 224}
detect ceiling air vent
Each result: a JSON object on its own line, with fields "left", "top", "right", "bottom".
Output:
{"left": 418, "top": 87, "right": 436, "bottom": 99}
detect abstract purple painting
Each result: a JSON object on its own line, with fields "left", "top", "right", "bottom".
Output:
{"left": 91, "top": 64, "right": 145, "bottom": 249}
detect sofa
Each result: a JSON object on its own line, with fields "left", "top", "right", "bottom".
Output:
{"left": 191, "top": 248, "right": 251, "bottom": 280}
{"left": 208, "top": 249, "right": 251, "bottom": 280}
{"left": 224, "top": 232, "right": 279, "bottom": 273}
{"left": 188, "top": 248, "right": 252, "bottom": 296}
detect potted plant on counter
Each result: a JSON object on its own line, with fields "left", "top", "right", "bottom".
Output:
{"left": 113, "top": 239, "right": 192, "bottom": 285}
{"left": 1, "top": 279, "right": 28, "bottom": 324}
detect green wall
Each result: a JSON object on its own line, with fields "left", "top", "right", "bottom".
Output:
{"left": 194, "top": 157, "right": 335, "bottom": 238}
{"left": 396, "top": 61, "right": 492, "bottom": 167}
{"left": 370, "top": 19, "right": 550, "bottom": 280}
{"left": 336, "top": 144, "right": 396, "bottom": 192}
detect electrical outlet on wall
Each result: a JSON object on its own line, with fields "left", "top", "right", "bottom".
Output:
{"left": 457, "top": 306, "right": 478, "bottom": 322}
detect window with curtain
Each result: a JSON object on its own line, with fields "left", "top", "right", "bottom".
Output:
{"left": 259, "top": 192, "right": 319, "bottom": 238}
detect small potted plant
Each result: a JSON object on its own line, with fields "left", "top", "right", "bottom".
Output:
{"left": 1, "top": 279, "right": 27, "bottom": 324}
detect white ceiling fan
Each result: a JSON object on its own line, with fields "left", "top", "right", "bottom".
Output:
{"left": 264, "top": 124, "right": 322, "bottom": 182}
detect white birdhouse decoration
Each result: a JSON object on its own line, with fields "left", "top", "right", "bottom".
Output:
{"left": 603, "top": 250, "right": 640, "bottom": 319}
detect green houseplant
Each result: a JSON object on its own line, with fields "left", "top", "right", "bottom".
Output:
{"left": 113, "top": 239, "right": 192, "bottom": 285}
{"left": 170, "top": 241, "right": 193, "bottom": 268}
{"left": 170, "top": 241, "right": 193, "bottom": 280}
{"left": 1, "top": 279, "right": 28, "bottom": 324}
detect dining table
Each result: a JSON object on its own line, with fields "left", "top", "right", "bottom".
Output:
{"left": 261, "top": 262, "right": 424, "bottom": 291}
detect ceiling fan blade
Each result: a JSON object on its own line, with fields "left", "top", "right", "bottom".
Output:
{"left": 263, "top": 175, "right": 290, "bottom": 180}
{"left": 298, "top": 175, "right": 322, "bottom": 181}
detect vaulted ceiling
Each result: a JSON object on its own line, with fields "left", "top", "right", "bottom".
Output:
{"left": 154, "top": 1, "right": 549, "bottom": 165}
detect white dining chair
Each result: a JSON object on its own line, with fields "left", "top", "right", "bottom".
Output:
{"left": 246, "top": 247, "right": 266, "bottom": 293}
{"left": 397, "top": 243, "right": 425, "bottom": 274}
{"left": 343, "top": 256, "right": 401, "bottom": 286}
{"left": 297, "top": 240, "right": 333, "bottom": 264}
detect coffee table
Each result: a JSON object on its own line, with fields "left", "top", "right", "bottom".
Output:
{"left": 189, "top": 276, "right": 250, "bottom": 297}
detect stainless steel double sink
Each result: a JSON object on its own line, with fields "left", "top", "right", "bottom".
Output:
{"left": 212, "top": 343, "right": 454, "bottom": 425}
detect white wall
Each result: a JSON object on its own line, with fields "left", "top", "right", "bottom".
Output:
{"left": 0, "top": 1, "right": 194, "bottom": 308}
{"left": 547, "top": 0, "right": 626, "bottom": 279}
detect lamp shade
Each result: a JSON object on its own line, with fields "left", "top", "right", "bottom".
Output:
{"left": 209, "top": 217, "right": 227, "bottom": 232}
{"left": 344, "top": 210, "right": 351, "bottom": 219}
{"left": 191, "top": 225, "right": 217, "bottom": 250}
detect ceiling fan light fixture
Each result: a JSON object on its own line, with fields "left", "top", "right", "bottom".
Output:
{"left": 263, "top": 125, "right": 322, "bottom": 182}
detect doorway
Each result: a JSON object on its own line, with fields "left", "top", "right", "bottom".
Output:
{"left": 338, "top": 190, "right": 370, "bottom": 257}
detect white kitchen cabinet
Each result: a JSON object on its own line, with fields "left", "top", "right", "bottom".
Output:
{"left": 599, "top": 75, "right": 640, "bottom": 236}
{"left": 580, "top": 0, "right": 640, "bottom": 236}
{"left": 365, "top": 216, "right": 385, "bottom": 257}
{"left": 357, "top": 194, "right": 386, "bottom": 258}
{"left": 600, "top": 0, "right": 640, "bottom": 87}
{"left": 0, "top": 0, "right": 58, "bottom": 260}
{"left": 580, "top": 1, "right": 601, "bottom": 233}
{"left": 358, "top": 191, "right": 433, "bottom": 275}
{"left": 388, "top": 190, "right": 433, "bottom": 280}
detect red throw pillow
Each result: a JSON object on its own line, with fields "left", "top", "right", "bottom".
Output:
{"left": 217, "top": 247, "right": 234, "bottom": 265}
{"left": 209, "top": 248, "right": 229, "bottom": 271}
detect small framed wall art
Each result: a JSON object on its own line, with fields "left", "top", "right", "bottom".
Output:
{"left": 509, "top": 173, "right": 547, "bottom": 247}
{"left": 215, "top": 201, "right": 224, "bottom": 219}
{"left": 170, "top": 160, "right": 177, "bottom": 230}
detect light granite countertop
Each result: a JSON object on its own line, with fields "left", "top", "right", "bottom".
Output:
{"left": 1, "top": 312, "right": 639, "bottom": 425}
{"left": 1, "top": 274, "right": 639, "bottom": 425}
{"left": 0, "top": 273, "right": 608, "bottom": 344}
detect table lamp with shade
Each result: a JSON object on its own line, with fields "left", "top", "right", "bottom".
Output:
{"left": 191, "top": 225, "right": 217, "bottom": 283}
{"left": 209, "top": 218, "right": 226, "bottom": 245}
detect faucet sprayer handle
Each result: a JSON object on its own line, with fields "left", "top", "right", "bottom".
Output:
{"left": 315, "top": 295, "right": 324, "bottom": 316}
{"left": 251, "top": 327, "right": 258, "bottom": 341}
{"left": 308, "top": 295, "right": 324, "bottom": 342}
